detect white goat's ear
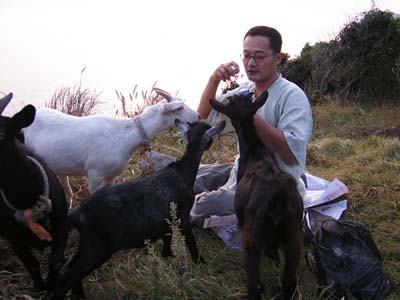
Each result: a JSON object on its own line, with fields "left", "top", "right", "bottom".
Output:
{"left": 157, "top": 99, "right": 168, "bottom": 105}
{"left": 174, "top": 119, "right": 189, "bottom": 139}
{"left": 143, "top": 99, "right": 168, "bottom": 114}
{"left": 161, "top": 101, "right": 184, "bottom": 114}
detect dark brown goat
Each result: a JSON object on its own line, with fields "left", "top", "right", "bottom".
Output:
{"left": 210, "top": 92, "right": 304, "bottom": 300}
{"left": 0, "top": 93, "right": 68, "bottom": 291}
{"left": 50, "top": 119, "right": 226, "bottom": 300}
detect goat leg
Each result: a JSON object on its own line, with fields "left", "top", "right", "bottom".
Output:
{"left": 180, "top": 221, "right": 204, "bottom": 263}
{"left": 47, "top": 220, "right": 71, "bottom": 290}
{"left": 8, "top": 239, "right": 45, "bottom": 290}
{"left": 51, "top": 282, "right": 85, "bottom": 300}
{"left": 244, "top": 250, "right": 264, "bottom": 300}
{"left": 242, "top": 222, "right": 264, "bottom": 300}
{"left": 282, "top": 226, "right": 303, "bottom": 300}
{"left": 71, "top": 281, "right": 85, "bottom": 299}
{"left": 161, "top": 233, "right": 174, "bottom": 258}
{"left": 51, "top": 252, "right": 99, "bottom": 300}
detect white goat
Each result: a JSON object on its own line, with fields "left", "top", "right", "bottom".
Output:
{"left": 23, "top": 88, "right": 200, "bottom": 206}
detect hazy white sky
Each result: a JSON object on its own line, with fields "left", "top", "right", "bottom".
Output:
{"left": 1, "top": 0, "right": 399, "bottom": 114}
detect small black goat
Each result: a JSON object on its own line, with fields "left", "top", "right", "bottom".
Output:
{"left": 210, "top": 92, "right": 304, "bottom": 300}
{"left": 0, "top": 93, "right": 68, "bottom": 291}
{"left": 50, "top": 119, "right": 226, "bottom": 300}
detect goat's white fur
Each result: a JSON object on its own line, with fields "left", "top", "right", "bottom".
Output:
{"left": 23, "top": 92, "right": 199, "bottom": 206}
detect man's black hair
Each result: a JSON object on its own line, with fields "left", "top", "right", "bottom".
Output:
{"left": 244, "top": 26, "right": 282, "bottom": 53}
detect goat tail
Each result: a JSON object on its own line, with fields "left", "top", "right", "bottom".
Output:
{"left": 249, "top": 186, "right": 283, "bottom": 227}
{"left": 246, "top": 192, "right": 283, "bottom": 246}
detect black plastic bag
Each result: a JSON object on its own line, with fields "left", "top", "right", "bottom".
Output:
{"left": 305, "top": 210, "right": 391, "bottom": 299}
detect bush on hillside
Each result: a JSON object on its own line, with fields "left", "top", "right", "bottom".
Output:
{"left": 282, "top": 9, "right": 400, "bottom": 104}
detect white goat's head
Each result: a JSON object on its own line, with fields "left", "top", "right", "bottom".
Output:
{"left": 147, "top": 88, "right": 200, "bottom": 125}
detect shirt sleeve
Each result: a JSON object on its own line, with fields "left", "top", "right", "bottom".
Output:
{"left": 278, "top": 89, "right": 313, "bottom": 171}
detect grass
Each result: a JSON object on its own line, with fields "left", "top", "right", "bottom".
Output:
{"left": 0, "top": 101, "right": 399, "bottom": 299}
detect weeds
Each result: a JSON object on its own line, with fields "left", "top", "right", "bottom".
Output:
{"left": 46, "top": 68, "right": 101, "bottom": 116}
{"left": 115, "top": 82, "right": 164, "bottom": 117}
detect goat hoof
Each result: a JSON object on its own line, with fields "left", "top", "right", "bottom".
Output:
{"left": 269, "top": 291, "right": 283, "bottom": 300}
{"left": 285, "top": 286, "right": 302, "bottom": 300}
{"left": 71, "top": 284, "right": 86, "bottom": 299}
{"left": 32, "top": 276, "right": 46, "bottom": 291}
{"left": 34, "top": 281, "right": 46, "bottom": 291}
{"left": 247, "top": 284, "right": 264, "bottom": 300}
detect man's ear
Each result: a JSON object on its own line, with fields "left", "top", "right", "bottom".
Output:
{"left": 274, "top": 52, "right": 282, "bottom": 66}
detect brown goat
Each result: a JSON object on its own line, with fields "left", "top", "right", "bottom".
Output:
{"left": 209, "top": 91, "right": 304, "bottom": 300}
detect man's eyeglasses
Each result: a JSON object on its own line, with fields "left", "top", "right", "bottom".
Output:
{"left": 241, "top": 53, "right": 275, "bottom": 63}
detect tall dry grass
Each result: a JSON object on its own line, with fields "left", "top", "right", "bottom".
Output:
{"left": 114, "top": 82, "right": 173, "bottom": 117}
{"left": 46, "top": 68, "right": 101, "bottom": 116}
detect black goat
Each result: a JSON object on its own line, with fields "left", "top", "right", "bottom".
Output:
{"left": 210, "top": 92, "right": 304, "bottom": 300}
{"left": 0, "top": 93, "right": 68, "bottom": 291}
{"left": 50, "top": 119, "right": 226, "bottom": 300}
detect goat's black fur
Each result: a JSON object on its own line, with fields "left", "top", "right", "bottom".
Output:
{"left": 0, "top": 95, "right": 68, "bottom": 291}
{"left": 210, "top": 92, "right": 304, "bottom": 300}
{"left": 50, "top": 119, "right": 225, "bottom": 300}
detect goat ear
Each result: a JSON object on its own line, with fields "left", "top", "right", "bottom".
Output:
{"left": 162, "top": 101, "right": 184, "bottom": 114}
{"left": 156, "top": 99, "right": 168, "bottom": 105}
{"left": 0, "top": 93, "right": 13, "bottom": 115}
{"left": 202, "top": 120, "right": 226, "bottom": 143}
{"left": 209, "top": 98, "right": 226, "bottom": 113}
{"left": 174, "top": 119, "right": 190, "bottom": 139}
{"left": 12, "top": 105, "right": 36, "bottom": 129}
{"left": 253, "top": 91, "right": 269, "bottom": 111}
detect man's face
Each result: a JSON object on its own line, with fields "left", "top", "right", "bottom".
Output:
{"left": 242, "top": 35, "right": 281, "bottom": 84}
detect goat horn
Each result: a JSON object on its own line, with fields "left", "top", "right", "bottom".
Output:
{"left": 0, "top": 93, "right": 13, "bottom": 115}
{"left": 153, "top": 88, "right": 172, "bottom": 102}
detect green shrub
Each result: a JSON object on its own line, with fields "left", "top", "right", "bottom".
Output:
{"left": 282, "top": 9, "right": 400, "bottom": 103}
